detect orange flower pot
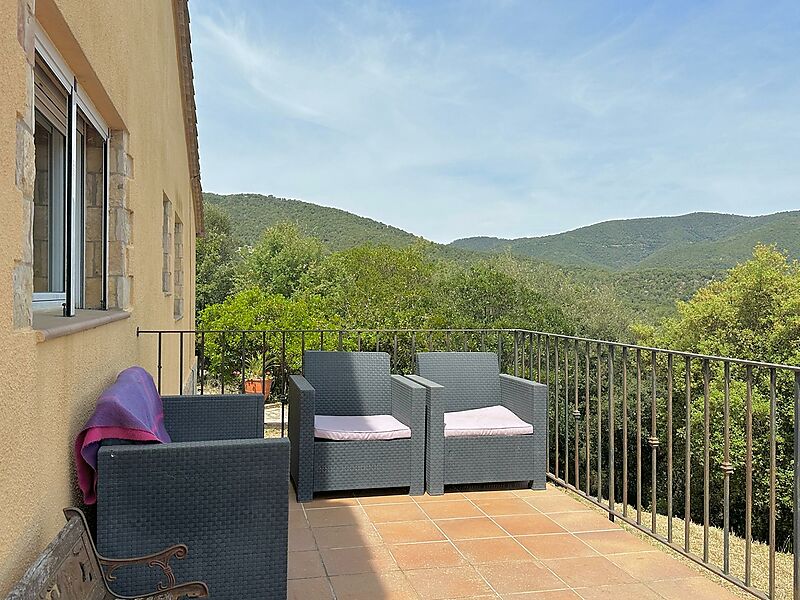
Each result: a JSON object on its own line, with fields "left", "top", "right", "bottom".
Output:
{"left": 244, "top": 376, "right": 273, "bottom": 399}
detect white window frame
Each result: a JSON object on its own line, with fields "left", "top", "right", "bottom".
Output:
{"left": 32, "top": 22, "right": 110, "bottom": 315}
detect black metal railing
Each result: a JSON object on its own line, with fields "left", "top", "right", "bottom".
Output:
{"left": 137, "top": 327, "right": 800, "bottom": 599}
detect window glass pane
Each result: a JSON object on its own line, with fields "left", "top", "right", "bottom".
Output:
{"left": 33, "top": 113, "right": 66, "bottom": 295}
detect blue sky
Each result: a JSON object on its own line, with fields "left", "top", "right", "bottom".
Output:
{"left": 190, "top": 0, "right": 799, "bottom": 243}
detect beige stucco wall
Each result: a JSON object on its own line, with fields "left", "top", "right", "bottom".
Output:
{"left": 0, "top": 0, "right": 198, "bottom": 592}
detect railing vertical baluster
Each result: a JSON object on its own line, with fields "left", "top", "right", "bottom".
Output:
{"left": 667, "top": 353, "right": 674, "bottom": 543}
{"left": 622, "top": 346, "right": 628, "bottom": 518}
{"left": 220, "top": 332, "right": 226, "bottom": 395}
{"left": 574, "top": 339, "right": 580, "bottom": 492}
{"left": 199, "top": 331, "right": 205, "bottom": 395}
{"left": 376, "top": 331, "right": 380, "bottom": 352}
{"left": 338, "top": 330, "right": 343, "bottom": 351}
{"left": 281, "top": 331, "right": 286, "bottom": 436}
{"left": 685, "top": 356, "right": 691, "bottom": 553}
{"left": 393, "top": 333, "right": 398, "bottom": 371}
{"left": 319, "top": 330, "right": 324, "bottom": 350}
{"left": 261, "top": 331, "right": 267, "bottom": 398}
{"left": 179, "top": 331, "right": 184, "bottom": 394}
{"left": 564, "top": 342, "right": 569, "bottom": 486}
{"left": 546, "top": 336, "right": 551, "bottom": 475}
{"left": 514, "top": 331, "right": 519, "bottom": 377}
{"left": 722, "top": 361, "right": 732, "bottom": 575}
{"left": 793, "top": 371, "right": 800, "bottom": 600}
{"left": 498, "top": 332, "right": 503, "bottom": 369}
{"left": 428, "top": 331, "right": 433, "bottom": 352}
{"left": 555, "top": 338, "right": 560, "bottom": 481}
{"left": 462, "top": 331, "right": 467, "bottom": 353}
{"left": 636, "top": 348, "right": 642, "bottom": 525}
{"left": 585, "top": 340, "right": 590, "bottom": 496}
{"left": 521, "top": 331, "right": 526, "bottom": 378}
{"left": 480, "top": 330, "right": 486, "bottom": 352}
{"left": 301, "top": 331, "right": 306, "bottom": 360}
{"left": 157, "top": 331, "right": 163, "bottom": 394}
{"left": 597, "top": 343, "right": 602, "bottom": 503}
{"left": 446, "top": 330, "right": 452, "bottom": 351}
{"left": 537, "top": 334, "right": 541, "bottom": 383}
{"left": 703, "top": 359, "right": 710, "bottom": 563}
{"left": 608, "top": 344, "right": 615, "bottom": 518}
{"left": 745, "top": 365, "right": 753, "bottom": 586}
{"left": 240, "top": 331, "right": 246, "bottom": 393}
{"left": 411, "top": 332, "right": 417, "bottom": 372}
{"left": 357, "top": 331, "right": 362, "bottom": 351}
{"left": 650, "top": 350, "right": 658, "bottom": 534}
{"left": 769, "top": 367, "right": 777, "bottom": 599}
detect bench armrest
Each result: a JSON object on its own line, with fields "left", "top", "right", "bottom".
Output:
{"left": 161, "top": 394, "right": 263, "bottom": 442}
{"left": 499, "top": 374, "right": 547, "bottom": 424}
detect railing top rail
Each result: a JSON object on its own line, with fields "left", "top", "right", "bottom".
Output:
{"left": 517, "top": 329, "right": 800, "bottom": 372}
{"left": 136, "top": 327, "right": 800, "bottom": 372}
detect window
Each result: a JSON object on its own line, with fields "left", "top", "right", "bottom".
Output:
{"left": 162, "top": 196, "right": 173, "bottom": 294}
{"left": 174, "top": 216, "right": 184, "bottom": 320}
{"left": 32, "top": 25, "right": 109, "bottom": 316}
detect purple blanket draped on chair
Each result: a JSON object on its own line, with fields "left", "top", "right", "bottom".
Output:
{"left": 75, "top": 366, "right": 171, "bottom": 504}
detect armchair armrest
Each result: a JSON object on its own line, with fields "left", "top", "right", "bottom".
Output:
{"left": 161, "top": 394, "right": 263, "bottom": 442}
{"left": 391, "top": 376, "right": 426, "bottom": 495}
{"left": 97, "top": 438, "right": 289, "bottom": 597}
{"left": 499, "top": 374, "right": 547, "bottom": 423}
{"left": 288, "top": 375, "right": 315, "bottom": 501}
{"left": 405, "top": 374, "right": 445, "bottom": 495}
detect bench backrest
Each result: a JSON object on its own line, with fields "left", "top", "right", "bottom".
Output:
{"left": 416, "top": 351, "right": 501, "bottom": 411}
{"left": 304, "top": 351, "right": 392, "bottom": 415}
{"left": 5, "top": 511, "right": 111, "bottom": 600}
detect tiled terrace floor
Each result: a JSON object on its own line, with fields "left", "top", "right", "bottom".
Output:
{"left": 288, "top": 484, "right": 741, "bottom": 600}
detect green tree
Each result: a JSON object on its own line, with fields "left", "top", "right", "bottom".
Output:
{"left": 238, "top": 223, "right": 323, "bottom": 297}
{"left": 196, "top": 204, "right": 241, "bottom": 312}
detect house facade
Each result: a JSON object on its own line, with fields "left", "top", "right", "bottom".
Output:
{"left": 0, "top": 0, "right": 202, "bottom": 591}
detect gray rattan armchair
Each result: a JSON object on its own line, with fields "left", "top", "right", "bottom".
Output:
{"left": 96, "top": 394, "right": 288, "bottom": 600}
{"left": 408, "top": 352, "right": 547, "bottom": 495}
{"left": 289, "top": 351, "right": 426, "bottom": 502}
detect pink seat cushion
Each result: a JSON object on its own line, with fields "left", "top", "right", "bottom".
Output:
{"left": 444, "top": 405, "right": 533, "bottom": 438}
{"left": 314, "top": 414, "right": 412, "bottom": 441}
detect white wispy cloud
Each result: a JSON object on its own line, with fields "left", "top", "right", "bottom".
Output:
{"left": 190, "top": 0, "right": 800, "bottom": 242}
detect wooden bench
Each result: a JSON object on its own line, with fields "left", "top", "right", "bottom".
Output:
{"left": 5, "top": 508, "right": 208, "bottom": 600}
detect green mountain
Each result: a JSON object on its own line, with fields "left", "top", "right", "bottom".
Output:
{"left": 450, "top": 211, "right": 800, "bottom": 271}
{"left": 204, "top": 192, "right": 422, "bottom": 250}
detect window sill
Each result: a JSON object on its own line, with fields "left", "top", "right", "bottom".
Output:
{"left": 33, "top": 308, "right": 130, "bottom": 342}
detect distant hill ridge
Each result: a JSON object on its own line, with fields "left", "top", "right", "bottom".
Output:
{"left": 450, "top": 211, "right": 800, "bottom": 270}
{"left": 205, "top": 192, "right": 799, "bottom": 272}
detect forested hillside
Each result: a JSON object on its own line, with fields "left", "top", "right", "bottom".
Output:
{"left": 451, "top": 211, "right": 800, "bottom": 271}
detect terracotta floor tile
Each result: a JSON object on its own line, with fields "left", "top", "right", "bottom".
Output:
{"left": 376, "top": 520, "right": 447, "bottom": 544}
{"left": 389, "top": 541, "right": 466, "bottom": 570}
{"left": 516, "top": 533, "right": 598, "bottom": 560}
{"left": 288, "top": 577, "right": 335, "bottom": 599}
{"left": 607, "top": 551, "right": 699, "bottom": 582}
{"left": 415, "top": 492, "right": 467, "bottom": 503}
{"left": 543, "top": 556, "right": 635, "bottom": 588}
{"left": 500, "top": 591, "right": 580, "bottom": 599}
{"left": 476, "top": 561, "right": 564, "bottom": 594}
{"left": 312, "top": 524, "right": 383, "bottom": 549}
{"left": 575, "top": 582, "right": 663, "bottom": 600}
{"left": 420, "top": 500, "right": 484, "bottom": 519}
{"left": 435, "top": 517, "right": 508, "bottom": 540}
{"left": 365, "top": 503, "right": 428, "bottom": 523}
{"left": 359, "top": 493, "right": 418, "bottom": 505}
{"left": 524, "top": 495, "right": 591, "bottom": 514}
{"left": 289, "top": 510, "right": 310, "bottom": 529}
{"left": 546, "top": 511, "right": 618, "bottom": 533}
{"left": 330, "top": 571, "right": 419, "bottom": 600}
{"left": 320, "top": 544, "right": 398, "bottom": 576}
{"left": 646, "top": 576, "right": 742, "bottom": 600}
{"left": 453, "top": 537, "right": 534, "bottom": 564}
{"left": 472, "top": 497, "right": 540, "bottom": 516}
{"left": 288, "top": 550, "right": 327, "bottom": 580}
{"left": 306, "top": 506, "right": 369, "bottom": 528}
{"left": 492, "top": 514, "right": 564, "bottom": 536}
{"left": 575, "top": 530, "right": 654, "bottom": 555}
{"left": 405, "top": 566, "right": 494, "bottom": 599}
{"left": 289, "top": 527, "right": 317, "bottom": 551}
